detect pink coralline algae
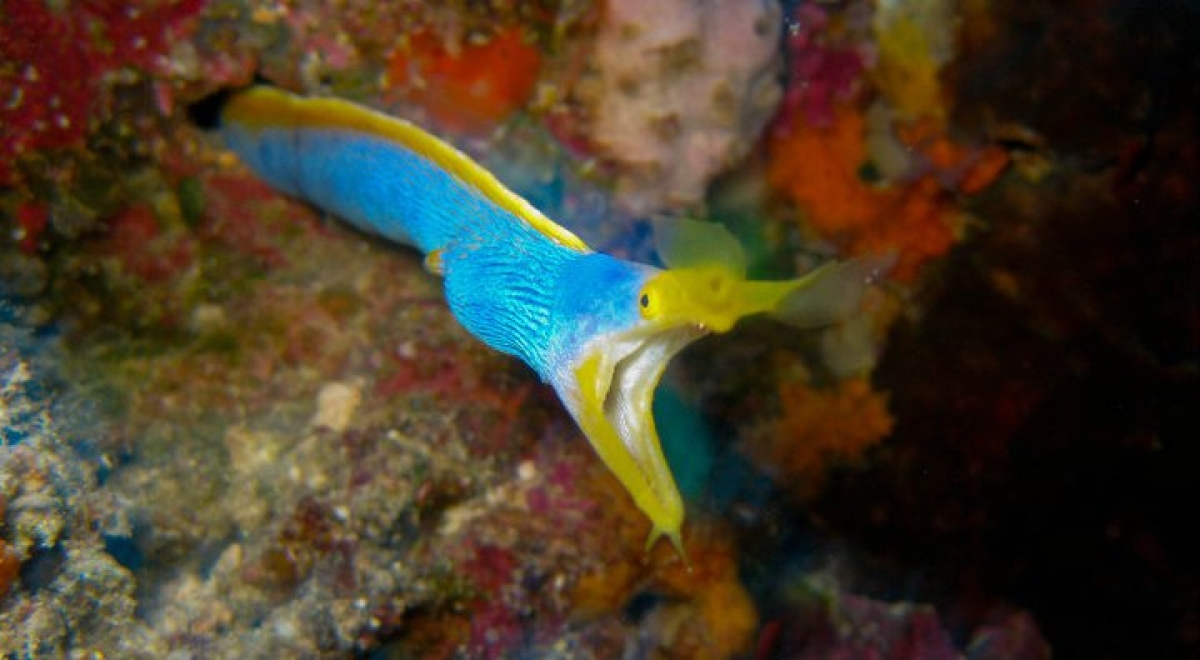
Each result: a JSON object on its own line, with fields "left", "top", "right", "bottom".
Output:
{"left": 776, "top": 4, "right": 870, "bottom": 131}
{"left": 197, "top": 172, "right": 298, "bottom": 269}
{"left": 0, "top": 0, "right": 206, "bottom": 185}
{"left": 460, "top": 544, "right": 523, "bottom": 658}
{"left": 101, "top": 205, "right": 195, "bottom": 283}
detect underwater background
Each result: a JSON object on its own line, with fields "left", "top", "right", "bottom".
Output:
{"left": 2, "top": 0, "right": 1198, "bottom": 658}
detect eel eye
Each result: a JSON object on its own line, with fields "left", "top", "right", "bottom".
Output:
{"left": 639, "top": 287, "right": 658, "bottom": 319}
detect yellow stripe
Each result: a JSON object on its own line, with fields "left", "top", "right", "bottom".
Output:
{"left": 223, "top": 87, "right": 591, "bottom": 253}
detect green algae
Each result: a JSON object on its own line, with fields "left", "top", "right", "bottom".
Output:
{"left": 176, "top": 177, "right": 207, "bottom": 227}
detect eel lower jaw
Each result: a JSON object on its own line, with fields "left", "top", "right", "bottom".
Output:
{"left": 558, "top": 322, "right": 708, "bottom": 560}
{"left": 604, "top": 323, "right": 708, "bottom": 458}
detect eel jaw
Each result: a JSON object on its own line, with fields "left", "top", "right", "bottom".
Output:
{"left": 555, "top": 322, "right": 708, "bottom": 559}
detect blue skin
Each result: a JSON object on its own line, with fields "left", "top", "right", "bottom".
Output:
{"left": 220, "top": 121, "right": 651, "bottom": 384}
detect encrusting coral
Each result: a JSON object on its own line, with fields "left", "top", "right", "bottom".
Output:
{"left": 741, "top": 372, "right": 894, "bottom": 500}
{"left": 570, "top": 0, "right": 784, "bottom": 214}
{"left": 385, "top": 26, "right": 543, "bottom": 135}
{"left": 1, "top": 313, "right": 156, "bottom": 657}
{"left": 568, "top": 469, "right": 759, "bottom": 660}
{"left": 767, "top": 1, "right": 1009, "bottom": 282}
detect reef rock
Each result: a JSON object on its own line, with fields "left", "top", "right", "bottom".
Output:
{"left": 574, "top": 0, "right": 783, "bottom": 215}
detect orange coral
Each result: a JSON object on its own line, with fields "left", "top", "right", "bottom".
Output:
{"left": 385, "top": 27, "right": 542, "bottom": 135}
{"left": 568, "top": 470, "right": 758, "bottom": 660}
{"left": 768, "top": 106, "right": 962, "bottom": 281}
{"left": 652, "top": 534, "right": 759, "bottom": 660}
{"left": 959, "top": 145, "right": 1011, "bottom": 195}
{"left": 896, "top": 118, "right": 1012, "bottom": 194}
{"left": 770, "top": 106, "right": 876, "bottom": 231}
{"left": 748, "top": 377, "right": 893, "bottom": 498}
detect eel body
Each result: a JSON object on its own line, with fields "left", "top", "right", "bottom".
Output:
{"left": 217, "top": 86, "right": 887, "bottom": 559}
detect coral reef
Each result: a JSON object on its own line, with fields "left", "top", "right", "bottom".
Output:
{"left": 567, "top": 472, "right": 759, "bottom": 660}
{"left": 870, "top": 0, "right": 957, "bottom": 122}
{"left": 3, "top": 165, "right": 563, "bottom": 657}
{"left": 0, "top": 307, "right": 153, "bottom": 657}
{"left": 775, "top": 2, "right": 869, "bottom": 130}
{"left": 767, "top": 1, "right": 1009, "bottom": 282}
{"left": 567, "top": 0, "right": 784, "bottom": 215}
{"left": 809, "top": 4, "right": 1200, "bottom": 659}
{"left": 0, "top": 0, "right": 205, "bottom": 185}
{"left": 744, "top": 374, "right": 894, "bottom": 500}
{"left": 385, "top": 26, "right": 543, "bottom": 134}
{"left": 769, "top": 105, "right": 961, "bottom": 281}
{"left": 3, "top": 0, "right": 1196, "bottom": 658}
{"left": 758, "top": 571, "right": 1051, "bottom": 660}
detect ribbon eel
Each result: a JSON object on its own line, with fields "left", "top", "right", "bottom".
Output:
{"left": 215, "top": 86, "right": 889, "bottom": 560}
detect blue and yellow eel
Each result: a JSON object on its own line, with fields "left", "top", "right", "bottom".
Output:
{"left": 214, "top": 86, "right": 889, "bottom": 560}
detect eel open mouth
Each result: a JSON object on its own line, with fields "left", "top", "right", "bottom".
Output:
{"left": 602, "top": 324, "right": 707, "bottom": 475}
{"left": 556, "top": 322, "right": 708, "bottom": 557}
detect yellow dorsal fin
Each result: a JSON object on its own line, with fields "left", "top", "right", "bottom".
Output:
{"left": 223, "top": 87, "right": 591, "bottom": 253}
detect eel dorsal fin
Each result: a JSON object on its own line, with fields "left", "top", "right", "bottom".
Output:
{"left": 223, "top": 86, "right": 591, "bottom": 253}
{"left": 652, "top": 217, "right": 746, "bottom": 277}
